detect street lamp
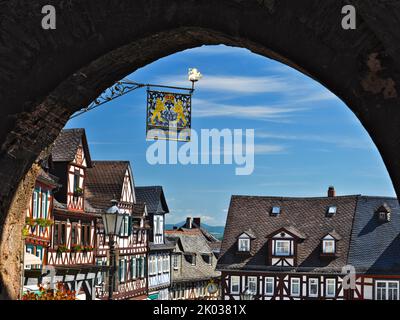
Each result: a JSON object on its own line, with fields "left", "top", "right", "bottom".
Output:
{"left": 101, "top": 199, "right": 125, "bottom": 300}
{"left": 240, "top": 287, "right": 255, "bottom": 301}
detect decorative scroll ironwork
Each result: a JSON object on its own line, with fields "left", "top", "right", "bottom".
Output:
{"left": 70, "top": 80, "right": 145, "bottom": 119}
{"left": 70, "top": 79, "right": 194, "bottom": 121}
{"left": 146, "top": 90, "right": 192, "bottom": 142}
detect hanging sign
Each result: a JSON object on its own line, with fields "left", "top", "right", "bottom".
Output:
{"left": 146, "top": 90, "right": 192, "bottom": 142}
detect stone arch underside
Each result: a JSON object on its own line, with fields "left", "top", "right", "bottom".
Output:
{"left": 1, "top": 0, "right": 400, "bottom": 299}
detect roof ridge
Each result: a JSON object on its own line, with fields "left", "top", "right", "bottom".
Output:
{"left": 231, "top": 194, "right": 361, "bottom": 200}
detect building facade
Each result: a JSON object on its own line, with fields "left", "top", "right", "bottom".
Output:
{"left": 85, "top": 161, "right": 149, "bottom": 300}
{"left": 166, "top": 218, "right": 221, "bottom": 300}
{"left": 217, "top": 187, "right": 400, "bottom": 300}
{"left": 136, "top": 186, "right": 174, "bottom": 300}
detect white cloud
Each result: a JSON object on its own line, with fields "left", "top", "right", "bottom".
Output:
{"left": 158, "top": 75, "right": 292, "bottom": 94}
{"left": 192, "top": 98, "right": 304, "bottom": 121}
{"left": 256, "top": 132, "right": 374, "bottom": 150}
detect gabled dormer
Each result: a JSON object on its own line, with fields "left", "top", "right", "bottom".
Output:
{"left": 376, "top": 203, "right": 391, "bottom": 223}
{"left": 236, "top": 229, "right": 256, "bottom": 254}
{"left": 266, "top": 227, "right": 306, "bottom": 267}
{"left": 50, "top": 128, "right": 92, "bottom": 212}
{"left": 320, "top": 230, "right": 342, "bottom": 258}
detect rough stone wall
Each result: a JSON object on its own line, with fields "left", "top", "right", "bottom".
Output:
{"left": 0, "top": 163, "right": 40, "bottom": 299}
{"left": 0, "top": 0, "right": 399, "bottom": 299}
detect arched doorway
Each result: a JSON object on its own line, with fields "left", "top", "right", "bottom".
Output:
{"left": 1, "top": 0, "right": 400, "bottom": 299}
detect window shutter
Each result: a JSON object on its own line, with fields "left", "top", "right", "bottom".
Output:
{"left": 118, "top": 260, "right": 122, "bottom": 281}
{"left": 128, "top": 216, "right": 132, "bottom": 236}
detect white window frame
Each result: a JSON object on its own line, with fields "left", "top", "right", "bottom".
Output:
{"left": 325, "top": 278, "right": 336, "bottom": 298}
{"left": 131, "top": 258, "right": 137, "bottom": 279}
{"left": 231, "top": 276, "right": 240, "bottom": 294}
{"left": 265, "top": 277, "right": 275, "bottom": 296}
{"left": 308, "top": 278, "right": 319, "bottom": 297}
{"left": 238, "top": 238, "right": 250, "bottom": 252}
{"left": 41, "top": 191, "right": 47, "bottom": 219}
{"left": 275, "top": 240, "right": 291, "bottom": 256}
{"left": 158, "top": 256, "right": 163, "bottom": 274}
{"left": 32, "top": 190, "right": 39, "bottom": 219}
{"left": 248, "top": 276, "right": 257, "bottom": 295}
{"left": 290, "top": 278, "right": 301, "bottom": 297}
{"left": 375, "top": 280, "right": 399, "bottom": 300}
{"left": 173, "top": 254, "right": 179, "bottom": 270}
{"left": 119, "top": 259, "right": 126, "bottom": 283}
{"left": 322, "top": 239, "right": 336, "bottom": 254}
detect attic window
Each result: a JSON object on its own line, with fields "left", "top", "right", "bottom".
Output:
{"left": 327, "top": 206, "right": 337, "bottom": 216}
{"left": 185, "top": 254, "right": 196, "bottom": 265}
{"left": 271, "top": 206, "right": 281, "bottom": 216}
{"left": 201, "top": 254, "right": 212, "bottom": 265}
{"left": 378, "top": 211, "right": 391, "bottom": 222}
{"left": 376, "top": 204, "right": 391, "bottom": 223}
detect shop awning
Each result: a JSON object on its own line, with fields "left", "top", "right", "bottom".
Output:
{"left": 24, "top": 252, "right": 42, "bottom": 267}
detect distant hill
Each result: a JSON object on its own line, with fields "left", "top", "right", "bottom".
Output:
{"left": 165, "top": 222, "right": 225, "bottom": 241}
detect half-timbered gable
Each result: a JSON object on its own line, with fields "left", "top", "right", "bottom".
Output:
{"left": 218, "top": 188, "right": 400, "bottom": 300}
{"left": 44, "top": 128, "right": 100, "bottom": 300}
{"left": 24, "top": 169, "right": 59, "bottom": 273}
{"left": 136, "top": 186, "right": 174, "bottom": 300}
{"left": 85, "top": 161, "right": 149, "bottom": 300}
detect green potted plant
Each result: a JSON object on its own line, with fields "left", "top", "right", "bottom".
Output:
{"left": 22, "top": 226, "right": 30, "bottom": 238}
{"left": 25, "top": 217, "right": 36, "bottom": 227}
{"left": 73, "top": 187, "right": 84, "bottom": 197}
{"left": 35, "top": 218, "right": 54, "bottom": 228}
{"left": 83, "top": 245, "right": 94, "bottom": 252}
{"left": 71, "top": 244, "right": 83, "bottom": 252}
{"left": 57, "top": 245, "right": 68, "bottom": 254}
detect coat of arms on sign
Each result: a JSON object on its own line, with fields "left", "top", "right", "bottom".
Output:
{"left": 146, "top": 90, "right": 192, "bottom": 142}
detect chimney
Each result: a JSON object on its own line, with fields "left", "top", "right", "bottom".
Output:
{"left": 193, "top": 217, "right": 201, "bottom": 228}
{"left": 328, "top": 186, "right": 336, "bottom": 198}
{"left": 186, "top": 217, "right": 193, "bottom": 229}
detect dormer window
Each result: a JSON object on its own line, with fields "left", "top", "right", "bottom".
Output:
{"left": 238, "top": 237, "right": 250, "bottom": 252}
{"left": 237, "top": 230, "right": 256, "bottom": 253}
{"left": 376, "top": 203, "right": 391, "bottom": 223}
{"left": 321, "top": 231, "right": 341, "bottom": 256}
{"left": 271, "top": 206, "right": 281, "bottom": 216}
{"left": 326, "top": 206, "right": 337, "bottom": 216}
{"left": 275, "top": 240, "right": 291, "bottom": 256}
{"left": 322, "top": 238, "right": 335, "bottom": 254}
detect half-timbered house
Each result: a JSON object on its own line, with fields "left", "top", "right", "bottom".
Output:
{"left": 135, "top": 186, "right": 174, "bottom": 300}
{"left": 23, "top": 168, "right": 60, "bottom": 293}
{"left": 85, "top": 161, "right": 149, "bottom": 300}
{"left": 217, "top": 187, "right": 400, "bottom": 300}
{"left": 46, "top": 128, "right": 101, "bottom": 300}
{"left": 166, "top": 217, "right": 221, "bottom": 300}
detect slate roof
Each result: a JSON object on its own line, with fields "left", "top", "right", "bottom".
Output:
{"left": 135, "top": 186, "right": 169, "bottom": 215}
{"left": 166, "top": 228, "right": 221, "bottom": 282}
{"left": 37, "top": 169, "right": 60, "bottom": 187}
{"left": 51, "top": 128, "right": 92, "bottom": 166}
{"left": 217, "top": 195, "right": 359, "bottom": 272}
{"left": 348, "top": 196, "right": 400, "bottom": 274}
{"left": 85, "top": 161, "right": 131, "bottom": 210}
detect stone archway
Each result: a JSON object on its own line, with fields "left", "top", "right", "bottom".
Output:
{"left": 1, "top": 0, "right": 400, "bottom": 299}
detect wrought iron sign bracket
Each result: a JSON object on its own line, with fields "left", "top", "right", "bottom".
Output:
{"left": 69, "top": 78, "right": 195, "bottom": 120}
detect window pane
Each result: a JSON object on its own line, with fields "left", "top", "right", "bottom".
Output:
{"left": 265, "top": 278, "right": 274, "bottom": 295}
{"left": 231, "top": 276, "right": 240, "bottom": 294}
{"left": 248, "top": 277, "right": 257, "bottom": 294}
{"left": 275, "top": 240, "right": 290, "bottom": 256}
{"left": 291, "top": 279, "right": 300, "bottom": 296}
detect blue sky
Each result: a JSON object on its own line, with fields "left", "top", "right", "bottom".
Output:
{"left": 66, "top": 45, "right": 395, "bottom": 226}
